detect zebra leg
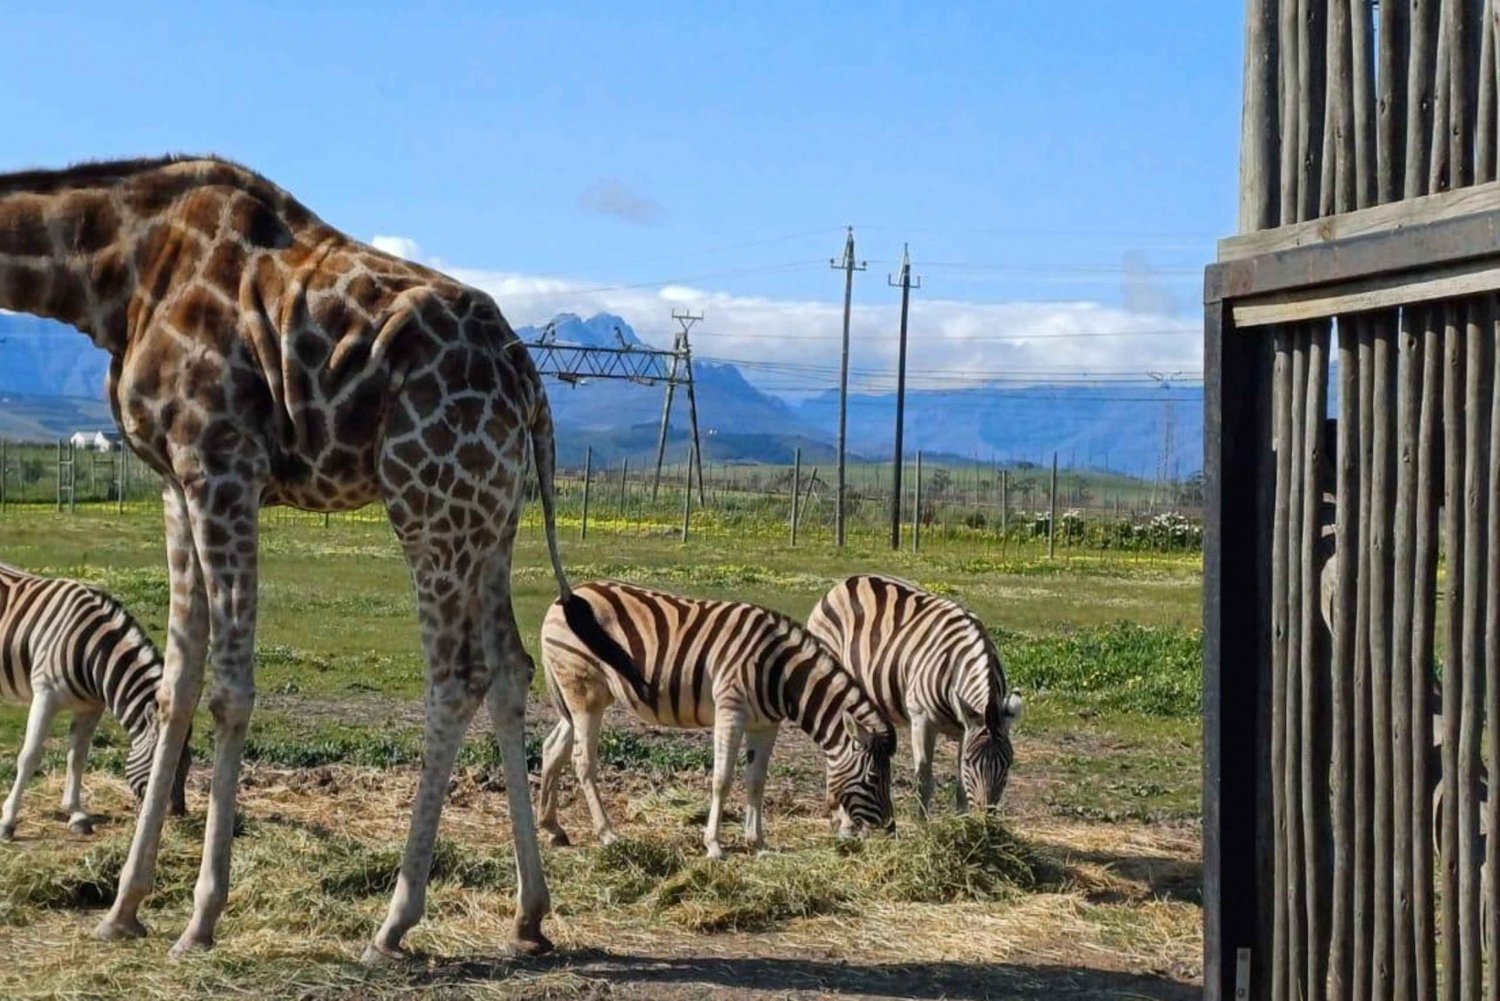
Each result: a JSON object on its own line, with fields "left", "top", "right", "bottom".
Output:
{"left": 704, "top": 708, "right": 745, "bottom": 860}
{"left": 61, "top": 708, "right": 103, "bottom": 835}
{"left": 479, "top": 564, "right": 552, "bottom": 956}
{"left": 910, "top": 715, "right": 938, "bottom": 820}
{"left": 0, "top": 689, "right": 61, "bottom": 840}
{"left": 172, "top": 480, "right": 262, "bottom": 958}
{"left": 742, "top": 728, "right": 777, "bottom": 853}
{"left": 537, "top": 718, "right": 575, "bottom": 846}
{"left": 570, "top": 705, "right": 616, "bottom": 844}
{"left": 98, "top": 483, "right": 207, "bottom": 943}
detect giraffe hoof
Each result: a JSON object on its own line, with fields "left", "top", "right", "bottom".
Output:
{"left": 95, "top": 915, "right": 149, "bottom": 941}
{"left": 169, "top": 931, "right": 213, "bottom": 959}
{"left": 68, "top": 817, "right": 94, "bottom": 836}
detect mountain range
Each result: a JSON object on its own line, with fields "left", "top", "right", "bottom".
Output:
{"left": 0, "top": 310, "right": 1202, "bottom": 474}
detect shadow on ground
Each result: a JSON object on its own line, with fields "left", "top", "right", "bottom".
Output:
{"left": 410, "top": 948, "right": 1198, "bottom": 1001}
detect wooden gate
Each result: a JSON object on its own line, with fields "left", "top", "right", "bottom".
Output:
{"left": 1206, "top": 3, "right": 1500, "bottom": 999}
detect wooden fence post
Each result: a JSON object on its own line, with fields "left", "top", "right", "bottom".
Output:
{"left": 581, "top": 446, "right": 592, "bottom": 540}
{"left": 1049, "top": 451, "right": 1058, "bottom": 559}
{"left": 618, "top": 458, "right": 629, "bottom": 519}
{"left": 681, "top": 447, "right": 693, "bottom": 542}
{"left": 912, "top": 451, "right": 922, "bottom": 553}
{"left": 790, "top": 449, "right": 801, "bottom": 547}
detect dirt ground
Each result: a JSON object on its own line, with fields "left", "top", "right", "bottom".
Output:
{"left": 0, "top": 700, "right": 1201, "bottom": 1000}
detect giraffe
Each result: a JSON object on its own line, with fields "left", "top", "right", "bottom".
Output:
{"left": 0, "top": 155, "right": 575, "bottom": 960}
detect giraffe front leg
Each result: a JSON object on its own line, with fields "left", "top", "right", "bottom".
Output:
{"left": 742, "top": 728, "right": 777, "bottom": 854}
{"left": 99, "top": 483, "right": 207, "bottom": 943}
{"left": 0, "top": 689, "right": 61, "bottom": 841}
{"left": 704, "top": 708, "right": 745, "bottom": 860}
{"left": 62, "top": 709, "right": 103, "bottom": 835}
{"left": 172, "top": 481, "right": 262, "bottom": 958}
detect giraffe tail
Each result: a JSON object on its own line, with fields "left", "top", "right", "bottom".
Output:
{"left": 529, "top": 391, "right": 572, "bottom": 601}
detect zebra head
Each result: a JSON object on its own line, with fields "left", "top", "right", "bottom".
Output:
{"left": 960, "top": 690, "right": 1023, "bottom": 810}
{"left": 826, "top": 711, "right": 897, "bottom": 837}
{"left": 126, "top": 713, "right": 192, "bottom": 817}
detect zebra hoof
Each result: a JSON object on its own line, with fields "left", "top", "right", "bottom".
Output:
{"left": 543, "top": 826, "right": 571, "bottom": 848}
{"left": 597, "top": 830, "right": 618, "bottom": 847}
{"left": 705, "top": 843, "right": 725, "bottom": 861}
{"left": 95, "top": 915, "right": 149, "bottom": 941}
{"left": 68, "top": 817, "right": 94, "bottom": 836}
{"left": 360, "top": 941, "right": 412, "bottom": 967}
{"left": 510, "top": 917, "right": 554, "bottom": 957}
{"left": 169, "top": 931, "right": 213, "bottom": 960}
{"left": 0, "top": 823, "right": 14, "bottom": 842}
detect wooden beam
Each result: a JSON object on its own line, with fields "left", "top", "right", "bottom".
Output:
{"left": 1218, "top": 178, "right": 1500, "bottom": 261}
{"left": 1207, "top": 207, "right": 1500, "bottom": 307}
{"left": 1231, "top": 257, "right": 1500, "bottom": 327}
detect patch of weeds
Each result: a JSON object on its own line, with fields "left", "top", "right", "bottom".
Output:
{"left": 1000, "top": 622, "right": 1202, "bottom": 716}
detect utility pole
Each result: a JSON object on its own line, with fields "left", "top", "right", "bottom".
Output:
{"left": 830, "top": 227, "right": 866, "bottom": 549}
{"left": 887, "top": 244, "right": 921, "bottom": 550}
{"left": 651, "top": 310, "right": 707, "bottom": 505}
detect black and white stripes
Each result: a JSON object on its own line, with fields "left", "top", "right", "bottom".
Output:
{"left": 537, "top": 581, "right": 896, "bottom": 857}
{"left": 807, "top": 573, "right": 1022, "bottom": 815}
{"left": 0, "top": 562, "right": 187, "bottom": 837}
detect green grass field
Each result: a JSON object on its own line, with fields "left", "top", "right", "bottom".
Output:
{"left": 0, "top": 505, "right": 1204, "bottom": 1000}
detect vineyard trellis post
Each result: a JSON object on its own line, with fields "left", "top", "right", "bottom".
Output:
{"left": 581, "top": 446, "right": 592, "bottom": 540}
{"left": 790, "top": 448, "right": 801, "bottom": 547}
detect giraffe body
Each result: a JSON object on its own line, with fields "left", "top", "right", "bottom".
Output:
{"left": 0, "top": 155, "right": 569, "bottom": 958}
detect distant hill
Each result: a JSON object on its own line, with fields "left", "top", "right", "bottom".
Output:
{"left": 0, "top": 310, "right": 1202, "bottom": 474}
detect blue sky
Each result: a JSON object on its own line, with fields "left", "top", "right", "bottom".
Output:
{"left": 3, "top": 3, "right": 1237, "bottom": 394}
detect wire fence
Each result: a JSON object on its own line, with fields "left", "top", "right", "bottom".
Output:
{"left": 0, "top": 438, "right": 1204, "bottom": 559}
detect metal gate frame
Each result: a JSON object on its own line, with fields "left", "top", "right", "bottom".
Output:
{"left": 1204, "top": 182, "right": 1500, "bottom": 1001}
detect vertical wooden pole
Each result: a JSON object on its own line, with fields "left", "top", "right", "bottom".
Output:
{"left": 1373, "top": 317, "right": 1398, "bottom": 1001}
{"left": 618, "top": 458, "right": 628, "bottom": 519}
{"left": 1354, "top": 321, "right": 1375, "bottom": 1001}
{"left": 1441, "top": 301, "right": 1465, "bottom": 1001}
{"left": 1485, "top": 292, "right": 1500, "bottom": 1001}
{"left": 1457, "top": 299, "right": 1488, "bottom": 1001}
{"left": 1333, "top": 314, "right": 1363, "bottom": 1001}
{"left": 1413, "top": 307, "right": 1444, "bottom": 1001}
{"left": 1285, "top": 331, "right": 1309, "bottom": 1001}
{"left": 1048, "top": 452, "right": 1058, "bottom": 560}
{"left": 1001, "top": 469, "right": 1009, "bottom": 536}
{"left": 681, "top": 447, "right": 693, "bottom": 543}
{"left": 912, "top": 451, "right": 922, "bottom": 554}
{"left": 790, "top": 449, "right": 801, "bottom": 547}
{"left": 1392, "top": 308, "right": 1421, "bottom": 1001}
{"left": 1301, "top": 327, "right": 1330, "bottom": 1001}
{"left": 581, "top": 446, "right": 592, "bottom": 541}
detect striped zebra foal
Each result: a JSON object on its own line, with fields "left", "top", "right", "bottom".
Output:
{"left": 0, "top": 562, "right": 188, "bottom": 839}
{"left": 807, "top": 574, "right": 1022, "bottom": 817}
{"left": 537, "top": 581, "right": 896, "bottom": 858}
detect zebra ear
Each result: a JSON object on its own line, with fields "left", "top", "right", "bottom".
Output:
{"left": 1001, "top": 692, "right": 1024, "bottom": 728}
{"left": 842, "top": 711, "right": 877, "bottom": 749}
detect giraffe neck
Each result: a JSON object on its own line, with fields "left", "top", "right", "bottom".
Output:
{"left": 0, "top": 184, "right": 142, "bottom": 353}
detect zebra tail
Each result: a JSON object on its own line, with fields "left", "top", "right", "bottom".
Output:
{"left": 562, "top": 594, "right": 655, "bottom": 705}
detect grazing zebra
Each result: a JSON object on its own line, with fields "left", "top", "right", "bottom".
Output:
{"left": 537, "top": 580, "right": 896, "bottom": 858}
{"left": 0, "top": 563, "right": 188, "bottom": 838}
{"left": 806, "top": 573, "right": 1022, "bottom": 817}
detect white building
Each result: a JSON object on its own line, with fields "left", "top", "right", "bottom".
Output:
{"left": 68, "top": 430, "right": 120, "bottom": 453}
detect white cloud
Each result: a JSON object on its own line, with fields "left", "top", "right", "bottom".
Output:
{"left": 577, "top": 178, "right": 664, "bottom": 225}
{"left": 371, "top": 234, "right": 423, "bottom": 261}
{"left": 448, "top": 266, "right": 1201, "bottom": 399}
